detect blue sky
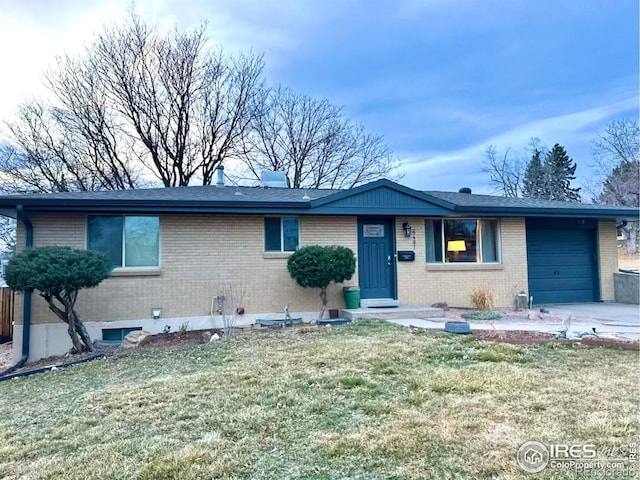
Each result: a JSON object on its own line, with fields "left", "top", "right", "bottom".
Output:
{"left": 0, "top": 0, "right": 637, "bottom": 195}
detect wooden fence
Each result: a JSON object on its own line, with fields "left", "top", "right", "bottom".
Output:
{"left": 0, "top": 288, "right": 14, "bottom": 340}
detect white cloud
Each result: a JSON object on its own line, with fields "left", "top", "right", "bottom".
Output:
{"left": 399, "top": 96, "right": 638, "bottom": 193}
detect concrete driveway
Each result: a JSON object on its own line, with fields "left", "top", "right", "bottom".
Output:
{"left": 543, "top": 303, "right": 639, "bottom": 326}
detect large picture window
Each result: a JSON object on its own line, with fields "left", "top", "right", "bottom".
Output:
{"left": 426, "top": 219, "right": 500, "bottom": 263}
{"left": 88, "top": 215, "right": 160, "bottom": 268}
{"left": 264, "top": 217, "right": 299, "bottom": 252}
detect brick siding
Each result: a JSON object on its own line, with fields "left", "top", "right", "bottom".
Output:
{"left": 13, "top": 213, "right": 618, "bottom": 325}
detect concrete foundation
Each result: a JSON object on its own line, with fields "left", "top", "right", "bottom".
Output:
{"left": 12, "top": 310, "right": 323, "bottom": 363}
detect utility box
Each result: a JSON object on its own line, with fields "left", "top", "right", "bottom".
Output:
{"left": 515, "top": 292, "right": 529, "bottom": 311}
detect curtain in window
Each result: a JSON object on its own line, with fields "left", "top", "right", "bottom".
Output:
{"left": 425, "top": 220, "right": 436, "bottom": 262}
{"left": 282, "top": 218, "right": 299, "bottom": 251}
{"left": 481, "top": 220, "right": 498, "bottom": 262}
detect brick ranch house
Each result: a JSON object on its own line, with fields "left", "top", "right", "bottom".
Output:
{"left": 0, "top": 178, "right": 636, "bottom": 362}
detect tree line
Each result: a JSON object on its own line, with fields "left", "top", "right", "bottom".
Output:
{"left": 483, "top": 118, "right": 639, "bottom": 253}
{"left": 0, "top": 12, "right": 399, "bottom": 196}
{"left": 484, "top": 140, "right": 582, "bottom": 201}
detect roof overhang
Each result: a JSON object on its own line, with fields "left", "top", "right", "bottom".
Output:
{"left": 0, "top": 179, "right": 636, "bottom": 221}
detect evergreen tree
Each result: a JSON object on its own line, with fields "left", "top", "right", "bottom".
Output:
{"left": 522, "top": 149, "right": 546, "bottom": 198}
{"left": 543, "top": 144, "right": 581, "bottom": 201}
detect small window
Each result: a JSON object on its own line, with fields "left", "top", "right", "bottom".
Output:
{"left": 88, "top": 215, "right": 160, "bottom": 268}
{"left": 264, "top": 217, "right": 299, "bottom": 252}
{"left": 426, "top": 219, "right": 500, "bottom": 264}
{"left": 102, "top": 327, "right": 142, "bottom": 343}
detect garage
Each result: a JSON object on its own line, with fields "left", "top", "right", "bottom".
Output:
{"left": 526, "top": 218, "right": 599, "bottom": 304}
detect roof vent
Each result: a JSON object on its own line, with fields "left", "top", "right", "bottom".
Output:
{"left": 302, "top": 194, "right": 311, "bottom": 200}
{"left": 458, "top": 187, "right": 472, "bottom": 194}
{"left": 216, "top": 165, "right": 225, "bottom": 187}
{"left": 260, "top": 171, "right": 289, "bottom": 188}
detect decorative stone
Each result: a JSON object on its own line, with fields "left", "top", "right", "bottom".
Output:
{"left": 121, "top": 330, "right": 153, "bottom": 348}
{"left": 431, "top": 302, "right": 449, "bottom": 311}
{"left": 210, "top": 333, "right": 220, "bottom": 342}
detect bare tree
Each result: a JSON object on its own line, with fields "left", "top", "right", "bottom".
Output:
{"left": 239, "top": 86, "right": 399, "bottom": 188}
{"left": 0, "top": 217, "right": 16, "bottom": 255}
{"left": 483, "top": 145, "right": 524, "bottom": 198}
{"left": 2, "top": 12, "right": 264, "bottom": 191}
{"left": 89, "top": 14, "right": 264, "bottom": 186}
{"left": 593, "top": 119, "right": 639, "bottom": 166}
{"left": 1, "top": 100, "right": 140, "bottom": 194}
{"left": 592, "top": 119, "right": 639, "bottom": 254}
{"left": 212, "top": 282, "right": 249, "bottom": 337}
{"left": 483, "top": 138, "right": 546, "bottom": 198}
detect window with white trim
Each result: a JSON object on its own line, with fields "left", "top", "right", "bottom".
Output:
{"left": 426, "top": 219, "right": 500, "bottom": 263}
{"left": 264, "top": 217, "right": 299, "bottom": 252}
{"left": 87, "top": 215, "right": 160, "bottom": 268}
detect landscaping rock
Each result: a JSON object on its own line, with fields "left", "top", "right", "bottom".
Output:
{"left": 210, "top": 333, "right": 220, "bottom": 342}
{"left": 201, "top": 331, "right": 212, "bottom": 342}
{"left": 121, "top": 330, "right": 153, "bottom": 349}
{"left": 431, "top": 302, "right": 449, "bottom": 310}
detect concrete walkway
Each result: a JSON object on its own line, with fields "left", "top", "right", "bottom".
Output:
{"left": 389, "top": 318, "right": 639, "bottom": 340}
{"left": 379, "top": 302, "right": 639, "bottom": 340}
{"left": 542, "top": 303, "right": 639, "bottom": 326}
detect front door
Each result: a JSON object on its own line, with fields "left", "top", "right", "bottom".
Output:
{"left": 358, "top": 218, "right": 396, "bottom": 299}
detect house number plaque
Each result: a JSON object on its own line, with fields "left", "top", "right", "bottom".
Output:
{"left": 363, "top": 225, "right": 385, "bottom": 237}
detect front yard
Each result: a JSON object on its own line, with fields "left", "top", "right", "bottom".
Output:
{"left": 0, "top": 320, "right": 637, "bottom": 479}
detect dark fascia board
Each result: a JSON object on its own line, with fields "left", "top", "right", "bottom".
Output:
{"left": 6, "top": 203, "right": 637, "bottom": 220}
{"left": 309, "top": 178, "right": 457, "bottom": 210}
{"left": 454, "top": 205, "right": 639, "bottom": 220}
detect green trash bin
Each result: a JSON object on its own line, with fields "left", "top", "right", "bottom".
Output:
{"left": 343, "top": 286, "right": 360, "bottom": 309}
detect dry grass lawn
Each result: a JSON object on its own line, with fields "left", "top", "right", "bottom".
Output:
{"left": 618, "top": 249, "right": 640, "bottom": 270}
{"left": 0, "top": 320, "right": 637, "bottom": 479}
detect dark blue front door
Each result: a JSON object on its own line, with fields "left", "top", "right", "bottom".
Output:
{"left": 358, "top": 218, "right": 396, "bottom": 299}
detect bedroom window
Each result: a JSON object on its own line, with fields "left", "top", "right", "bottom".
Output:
{"left": 426, "top": 219, "right": 500, "bottom": 263}
{"left": 88, "top": 215, "right": 160, "bottom": 268}
{"left": 264, "top": 217, "right": 299, "bottom": 252}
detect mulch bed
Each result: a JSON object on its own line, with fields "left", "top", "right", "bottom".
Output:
{"left": 4, "top": 324, "right": 638, "bottom": 380}
{"left": 1, "top": 327, "right": 267, "bottom": 377}
{"left": 580, "top": 337, "right": 639, "bottom": 351}
{"left": 140, "top": 329, "right": 224, "bottom": 349}
{"left": 472, "top": 329, "right": 639, "bottom": 350}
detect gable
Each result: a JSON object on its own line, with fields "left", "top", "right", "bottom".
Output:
{"left": 310, "top": 184, "right": 453, "bottom": 215}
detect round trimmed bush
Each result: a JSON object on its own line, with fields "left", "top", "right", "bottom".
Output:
{"left": 287, "top": 245, "right": 356, "bottom": 320}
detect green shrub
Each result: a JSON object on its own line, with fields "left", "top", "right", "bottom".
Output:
{"left": 5, "top": 246, "right": 112, "bottom": 353}
{"left": 287, "top": 245, "right": 355, "bottom": 320}
{"left": 461, "top": 310, "right": 503, "bottom": 320}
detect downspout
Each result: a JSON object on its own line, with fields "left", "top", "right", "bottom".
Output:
{"left": 0, "top": 205, "right": 32, "bottom": 375}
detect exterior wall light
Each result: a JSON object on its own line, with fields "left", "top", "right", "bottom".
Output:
{"left": 152, "top": 308, "right": 162, "bottom": 320}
